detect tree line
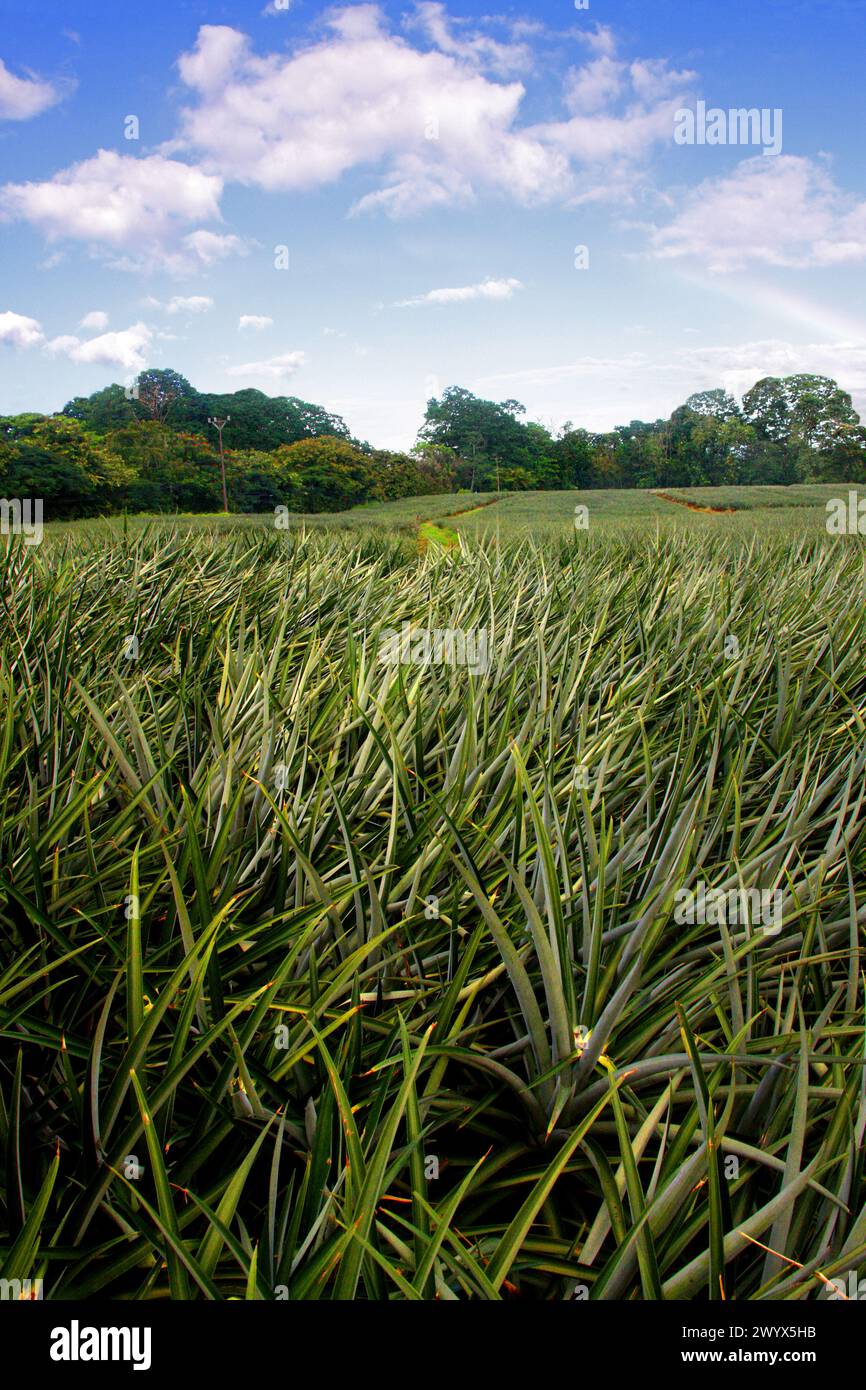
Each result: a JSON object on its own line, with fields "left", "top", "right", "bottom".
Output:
{"left": 1, "top": 368, "right": 863, "bottom": 519}
{"left": 419, "top": 378, "right": 865, "bottom": 490}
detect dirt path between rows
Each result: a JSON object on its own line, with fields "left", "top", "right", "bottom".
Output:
{"left": 654, "top": 491, "right": 737, "bottom": 515}
{"left": 442, "top": 496, "right": 504, "bottom": 520}
{"left": 416, "top": 494, "right": 505, "bottom": 552}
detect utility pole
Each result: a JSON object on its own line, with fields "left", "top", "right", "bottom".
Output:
{"left": 208, "top": 416, "right": 231, "bottom": 513}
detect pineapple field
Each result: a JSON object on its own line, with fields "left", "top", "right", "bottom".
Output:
{"left": 1, "top": 499, "right": 865, "bottom": 1303}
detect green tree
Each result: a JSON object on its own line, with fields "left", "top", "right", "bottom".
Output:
{"left": 411, "top": 443, "right": 457, "bottom": 493}
{"left": 61, "top": 386, "right": 136, "bottom": 431}
{"left": 684, "top": 389, "right": 741, "bottom": 422}
{"left": 553, "top": 427, "right": 595, "bottom": 488}
{"left": 419, "top": 387, "right": 533, "bottom": 489}
{"left": 0, "top": 418, "right": 131, "bottom": 517}
{"left": 132, "top": 369, "right": 196, "bottom": 423}
{"left": 275, "top": 436, "right": 374, "bottom": 511}
{"left": 227, "top": 449, "right": 286, "bottom": 512}
{"left": 106, "top": 423, "right": 223, "bottom": 512}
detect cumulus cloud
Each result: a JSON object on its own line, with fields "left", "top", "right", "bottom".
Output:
{"left": 533, "top": 57, "right": 696, "bottom": 167}
{"left": 0, "top": 58, "right": 64, "bottom": 120}
{"left": 0, "top": 150, "right": 242, "bottom": 273}
{"left": 144, "top": 294, "right": 214, "bottom": 314}
{"left": 239, "top": 314, "right": 274, "bottom": 330}
{"left": 1, "top": 150, "right": 220, "bottom": 243}
{"left": 0, "top": 310, "right": 45, "bottom": 348}
{"left": 578, "top": 24, "right": 618, "bottom": 58}
{"left": 165, "top": 295, "right": 214, "bottom": 314}
{"left": 172, "top": 13, "right": 554, "bottom": 211}
{"left": 395, "top": 276, "right": 523, "bottom": 306}
{"left": 171, "top": 10, "right": 689, "bottom": 218}
{"left": 80, "top": 310, "right": 109, "bottom": 331}
{"left": 46, "top": 322, "right": 153, "bottom": 371}
{"left": 225, "top": 350, "right": 305, "bottom": 381}
{"left": 564, "top": 56, "right": 625, "bottom": 114}
{"left": 177, "top": 24, "right": 250, "bottom": 93}
{"left": 405, "top": 2, "right": 534, "bottom": 77}
{"left": 650, "top": 156, "right": 866, "bottom": 272}
{"left": 1, "top": 307, "right": 156, "bottom": 371}
{"left": 181, "top": 229, "right": 248, "bottom": 267}
{"left": 0, "top": 7, "right": 703, "bottom": 283}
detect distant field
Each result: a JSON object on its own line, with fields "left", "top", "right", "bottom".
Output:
{"left": 450, "top": 488, "right": 671, "bottom": 539}
{"left": 658, "top": 483, "right": 846, "bottom": 510}
{"left": 447, "top": 485, "right": 846, "bottom": 541}
{"left": 41, "top": 492, "right": 497, "bottom": 548}
{"left": 41, "top": 483, "right": 852, "bottom": 548}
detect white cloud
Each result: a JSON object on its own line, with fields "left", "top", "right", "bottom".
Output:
{"left": 0, "top": 58, "right": 63, "bottom": 120}
{"left": 578, "top": 25, "right": 618, "bottom": 58}
{"left": 676, "top": 339, "right": 866, "bottom": 413}
{"left": 173, "top": 13, "right": 558, "bottom": 211}
{"left": 181, "top": 229, "right": 248, "bottom": 266}
{"left": 165, "top": 295, "right": 214, "bottom": 314}
{"left": 395, "top": 276, "right": 523, "bottom": 307}
{"left": 45, "top": 334, "right": 81, "bottom": 356}
{"left": 1, "top": 310, "right": 161, "bottom": 374}
{"left": 533, "top": 60, "right": 696, "bottom": 166}
{"left": 143, "top": 294, "right": 214, "bottom": 313}
{"left": 238, "top": 314, "right": 274, "bottom": 330}
{"left": 177, "top": 26, "right": 250, "bottom": 95}
{"left": 0, "top": 150, "right": 236, "bottom": 273}
{"left": 225, "top": 350, "right": 305, "bottom": 381}
{"left": 405, "top": 2, "right": 533, "bottom": 77}
{"left": 0, "top": 8, "right": 702, "bottom": 291}
{"left": 650, "top": 156, "right": 866, "bottom": 272}
{"left": 80, "top": 310, "right": 109, "bottom": 331}
{"left": 46, "top": 322, "right": 153, "bottom": 371}
{"left": 476, "top": 339, "right": 866, "bottom": 432}
{"left": 172, "top": 11, "right": 688, "bottom": 218}
{"left": 564, "top": 56, "right": 624, "bottom": 114}
{"left": 0, "top": 310, "right": 44, "bottom": 349}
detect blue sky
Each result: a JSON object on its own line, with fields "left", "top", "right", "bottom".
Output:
{"left": 0, "top": 0, "right": 864, "bottom": 448}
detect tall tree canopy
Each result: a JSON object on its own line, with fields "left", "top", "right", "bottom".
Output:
{"left": 1, "top": 368, "right": 862, "bottom": 520}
